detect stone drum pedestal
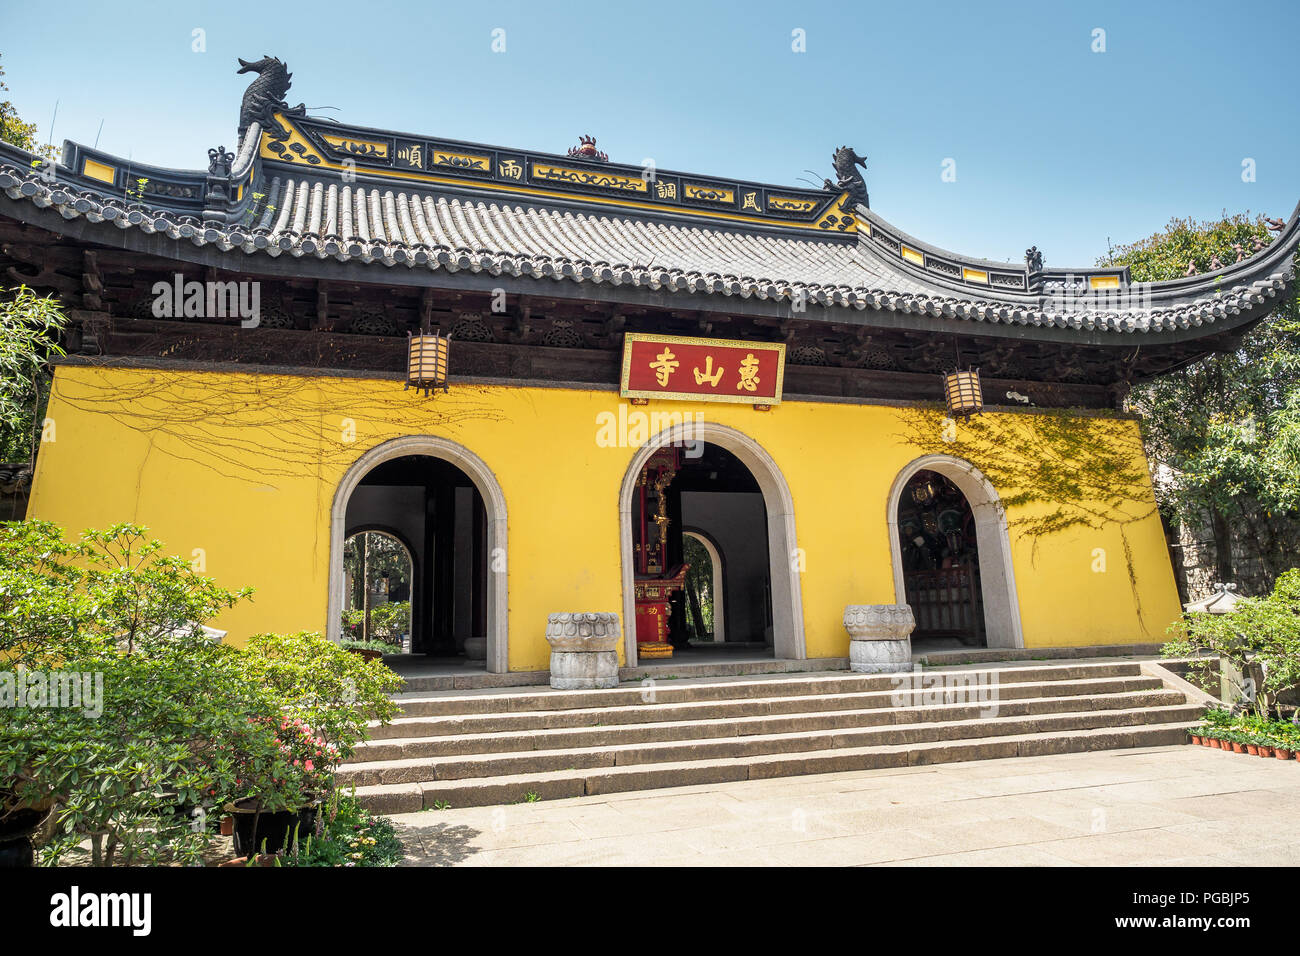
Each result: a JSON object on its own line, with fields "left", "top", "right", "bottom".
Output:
{"left": 545, "top": 612, "right": 621, "bottom": 689}
{"left": 843, "top": 604, "right": 916, "bottom": 674}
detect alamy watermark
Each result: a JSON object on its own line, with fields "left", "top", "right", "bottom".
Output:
{"left": 596, "top": 407, "right": 705, "bottom": 458}
{"left": 889, "top": 665, "right": 999, "bottom": 717}
{"left": 151, "top": 273, "right": 261, "bottom": 328}
{"left": 1, "top": 667, "right": 104, "bottom": 718}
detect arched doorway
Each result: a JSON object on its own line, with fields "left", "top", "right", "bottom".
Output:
{"left": 329, "top": 436, "right": 509, "bottom": 673}
{"left": 619, "top": 421, "right": 804, "bottom": 666}
{"left": 683, "top": 530, "right": 725, "bottom": 642}
{"left": 342, "top": 529, "right": 414, "bottom": 651}
{"left": 887, "top": 454, "right": 1023, "bottom": 650}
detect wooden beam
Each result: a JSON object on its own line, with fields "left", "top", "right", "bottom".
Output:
{"left": 314, "top": 281, "right": 330, "bottom": 331}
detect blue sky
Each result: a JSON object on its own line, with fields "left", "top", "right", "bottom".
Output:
{"left": 3, "top": 0, "right": 1297, "bottom": 265}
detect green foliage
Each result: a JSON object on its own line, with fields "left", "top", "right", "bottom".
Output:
{"left": 1195, "top": 708, "right": 1300, "bottom": 751}
{"left": 0, "top": 520, "right": 400, "bottom": 865}
{"left": 894, "top": 406, "right": 1153, "bottom": 540}
{"left": 237, "top": 630, "right": 401, "bottom": 763}
{"left": 1106, "top": 213, "right": 1300, "bottom": 587}
{"left": 0, "top": 520, "right": 252, "bottom": 666}
{"left": 0, "top": 286, "right": 66, "bottom": 462}
{"left": 342, "top": 531, "right": 412, "bottom": 642}
{"left": 281, "top": 789, "right": 404, "bottom": 867}
{"left": 341, "top": 600, "right": 410, "bottom": 643}
{"left": 3, "top": 647, "right": 300, "bottom": 866}
{"left": 1163, "top": 568, "right": 1300, "bottom": 717}
{"left": 340, "top": 638, "right": 398, "bottom": 653}
{"left": 682, "top": 534, "right": 714, "bottom": 638}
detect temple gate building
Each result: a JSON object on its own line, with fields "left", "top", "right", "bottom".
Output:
{"left": 3, "top": 57, "right": 1297, "bottom": 676}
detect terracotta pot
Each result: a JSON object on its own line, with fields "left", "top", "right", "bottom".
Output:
{"left": 220, "top": 815, "right": 234, "bottom": 836}
{"left": 1231, "top": 742, "right": 1246, "bottom": 754}
{"left": 1246, "top": 744, "right": 1259, "bottom": 755}
{"left": 1190, "top": 735, "right": 1202, "bottom": 746}
{"left": 1257, "top": 746, "right": 1273, "bottom": 758}
{"left": 1208, "top": 738, "right": 1220, "bottom": 749}
{"left": 345, "top": 646, "right": 384, "bottom": 663}
{"left": 1276, "top": 748, "right": 1295, "bottom": 760}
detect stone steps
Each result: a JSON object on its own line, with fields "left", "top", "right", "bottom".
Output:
{"left": 342, "top": 703, "right": 1201, "bottom": 788}
{"left": 373, "top": 673, "right": 1165, "bottom": 735}
{"left": 346, "top": 660, "right": 1203, "bottom": 812}
{"left": 354, "top": 721, "right": 1196, "bottom": 813}
{"left": 386, "top": 661, "right": 1156, "bottom": 716}
{"left": 355, "top": 689, "right": 1187, "bottom": 760}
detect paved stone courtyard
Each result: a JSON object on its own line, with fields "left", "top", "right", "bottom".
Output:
{"left": 387, "top": 745, "right": 1300, "bottom": 866}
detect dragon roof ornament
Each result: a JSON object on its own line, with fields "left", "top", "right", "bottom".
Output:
{"left": 237, "top": 55, "right": 306, "bottom": 142}
{"left": 824, "top": 146, "right": 868, "bottom": 209}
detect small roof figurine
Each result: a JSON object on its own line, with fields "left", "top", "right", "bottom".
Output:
{"left": 1183, "top": 582, "right": 1243, "bottom": 615}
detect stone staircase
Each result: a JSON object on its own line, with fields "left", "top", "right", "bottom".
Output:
{"left": 345, "top": 660, "right": 1203, "bottom": 813}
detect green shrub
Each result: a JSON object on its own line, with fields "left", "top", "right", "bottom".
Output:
{"left": 0, "top": 521, "right": 400, "bottom": 865}
{"left": 1163, "top": 569, "right": 1300, "bottom": 718}
{"left": 282, "top": 789, "right": 403, "bottom": 867}
{"left": 237, "top": 630, "right": 401, "bottom": 763}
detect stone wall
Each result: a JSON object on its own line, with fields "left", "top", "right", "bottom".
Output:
{"left": 1171, "top": 505, "right": 1300, "bottom": 602}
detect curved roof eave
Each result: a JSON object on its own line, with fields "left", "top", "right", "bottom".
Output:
{"left": 1, "top": 142, "right": 1296, "bottom": 346}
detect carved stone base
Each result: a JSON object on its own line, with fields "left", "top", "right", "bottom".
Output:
{"left": 843, "top": 604, "right": 916, "bottom": 674}
{"left": 545, "top": 612, "right": 621, "bottom": 689}
{"left": 550, "top": 650, "right": 619, "bottom": 689}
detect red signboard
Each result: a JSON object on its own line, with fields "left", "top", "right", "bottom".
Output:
{"left": 620, "top": 334, "right": 786, "bottom": 405}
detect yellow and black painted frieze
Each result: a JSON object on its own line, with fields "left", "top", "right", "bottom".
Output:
{"left": 259, "top": 113, "right": 857, "bottom": 234}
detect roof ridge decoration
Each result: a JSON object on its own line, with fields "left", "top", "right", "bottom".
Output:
{"left": 237, "top": 56, "right": 306, "bottom": 143}
{"left": 824, "top": 147, "right": 868, "bottom": 209}
{"left": 259, "top": 110, "right": 858, "bottom": 235}
{"left": 2, "top": 50, "right": 1297, "bottom": 340}
{"left": 230, "top": 57, "right": 855, "bottom": 235}
{"left": 567, "top": 135, "right": 608, "bottom": 163}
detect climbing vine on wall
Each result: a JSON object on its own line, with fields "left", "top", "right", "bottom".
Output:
{"left": 895, "top": 404, "right": 1154, "bottom": 538}
{"left": 47, "top": 360, "right": 506, "bottom": 487}
{"left": 894, "top": 404, "right": 1159, "bottom": 631}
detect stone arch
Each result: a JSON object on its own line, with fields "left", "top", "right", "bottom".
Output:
{"left": 340, "top": 526, "right": 417, "bottom": 650}
{"left": 682, "top": 527, "right": 726, "bottom": 642}
{"left": 886, "top": 453, "right": 1024, "bottom": 649}
{"left": 618, "top": 421, "right": 805, "bottom": 666}
{"left": 328, "top": 435, "right": 509, "bottom": 673}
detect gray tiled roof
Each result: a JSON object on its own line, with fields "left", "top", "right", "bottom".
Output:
{"left": 1, "top": 152, "right": 1297, "bottom": 338}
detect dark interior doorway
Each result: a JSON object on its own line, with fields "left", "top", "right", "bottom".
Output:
{"left": 343, "top": 454, "right": 487, "bottom": 656}
{"left": 896, "top": 469, "right": 986, "bottom": 647}
{"left": 632, "top": 442, "right": 773, "bottom": 654}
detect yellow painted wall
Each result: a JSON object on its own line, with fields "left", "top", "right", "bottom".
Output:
{"left": 28, "top": 364, "right": 1183, "bottom": 670}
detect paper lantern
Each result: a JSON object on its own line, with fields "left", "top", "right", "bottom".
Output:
{"left": 942, "top": 369, "right": 983, "bottom": 418}
{"left": 406, "top": 331, "right": 449, "bottom": 396}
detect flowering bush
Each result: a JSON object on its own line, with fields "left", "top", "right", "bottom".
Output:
{"left": 237, "top": 630, "right": 401, "bottom": 765}
{"left": 0, "top": 521, "right": 400, "bottom": 865}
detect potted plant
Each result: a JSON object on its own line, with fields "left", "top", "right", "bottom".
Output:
{"left": 0, "top": 799, "right": 50, "bottom": 868}
{"left": 228, "top": 632, "right": 402, "bottom": 858}
{"left": 227, "top": 713, "right": 333, "bottom": 856}
{"left": 340, "top": 638, "right": 392, "bottom": 663}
